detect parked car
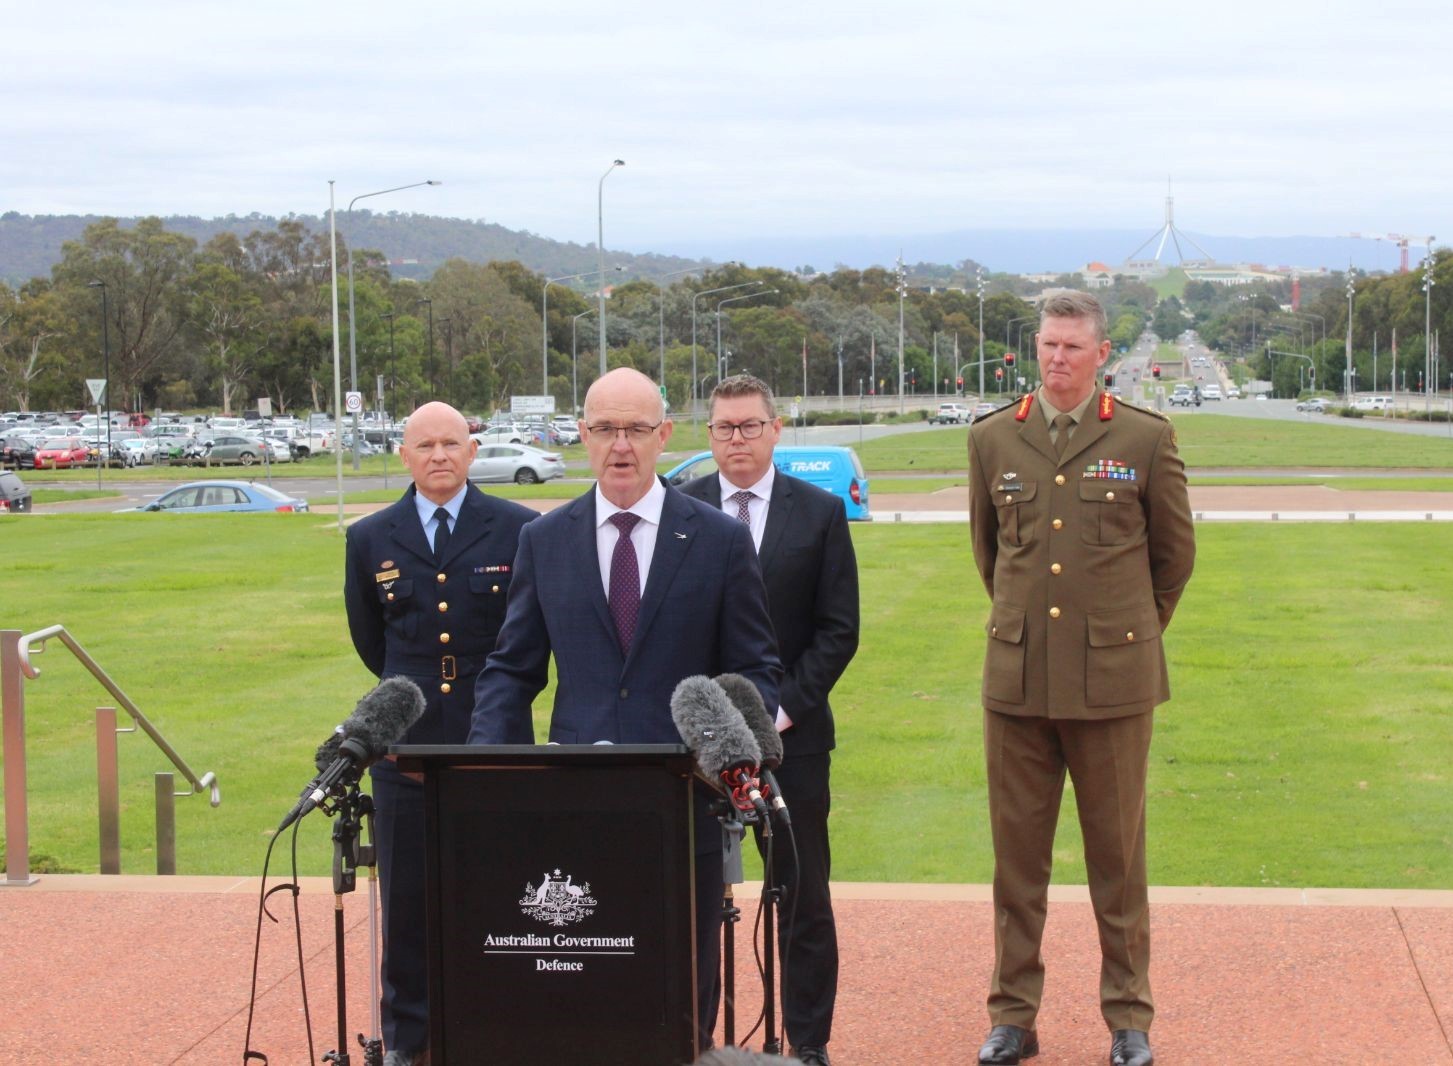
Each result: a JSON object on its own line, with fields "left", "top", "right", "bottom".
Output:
{"left": 0, "top": 471, "right": 31, "bottom": 512}
{"left": 1169, "top": 385, "right": 1201, "bottom": 407}
{"left": 1296, "top": 397, "right": 1331, "bottom": 414}
{"left": 665, "top": 445, "right": 870, "bottom": 521}
{"left": 929, "top": 403, "right": 971, "bottom": 424}
{"left": 195, "top": 435, "right": 268, "bottom": 466}
{"left": 117, "top": 437, "right": 161, "bottom": 466}
{"left": 2, "top": 434, "right": 39, "bottom": 469}
{"left": 970, "top": 401, "right": 1003, "bottom": 422}
{"left": 32, "top": 437, "right": 91, "bottom": 469}
{"left": 137, "top": 480, "right": 310, "bottom": 513}
{"left": 468, "top": 443, "right": 567, "bottom": 485}
{"left": 472, "top": 423, "right": 531, "bottom": 445}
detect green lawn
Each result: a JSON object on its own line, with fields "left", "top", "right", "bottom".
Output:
{"left": 858, "top": 416, "right": 1453, "bottom": 473}
{"left": 2, "top": 516, "right": 1449, "bottom": 889}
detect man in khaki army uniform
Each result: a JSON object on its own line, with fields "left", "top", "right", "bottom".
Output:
{"left": 967, "top": 291, "right": 1195, "bottom": 1066}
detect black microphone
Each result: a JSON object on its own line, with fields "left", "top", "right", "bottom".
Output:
{"left": 714, "top": 672, "right": 790, "bottom": 825}
{"left": 278, "top": 677, "right": 426, "bottom": 831}
{"left": 670, "top": 675, "right": 770, "bottom": 822}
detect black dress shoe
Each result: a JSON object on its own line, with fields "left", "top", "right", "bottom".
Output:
{"left": 1110, "top": 1028, "right": 1153, "bottom": 1066}
{"left": 794, "top": 1046, "right": 831, "bottom": 1065}
{"left": 978, "top": 1024, "right": 1039, "bottom": 1064}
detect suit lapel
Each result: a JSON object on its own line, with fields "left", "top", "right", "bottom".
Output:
{"left": 757, "top": 475, "right": 794, "bottom": 572}
{"left": 566, "top": 493, "right": 616, "bottom": 641}
{"left": 1018, "top": 409, "right": 1058, "bottom": 467}
{"left": 629, "top": 484, "right": 696, "bottom": 668}
{"left": 438, "top": 486, "right": 493, "bottom": 568}
{"left": 387, "top": 487, "right": 435, "bottom": 566}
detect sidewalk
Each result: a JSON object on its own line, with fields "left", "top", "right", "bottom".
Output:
{"left": 3, "top": 876, "right": 1450, "bottom": 1063}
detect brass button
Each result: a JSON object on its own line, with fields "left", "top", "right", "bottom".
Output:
{"left": 1049, "top": 607, "right": 1061, "bottom": 619}
{"left": 619, "top": 688, "right": 628, "bottom": 699}
{"left": 1126, "top": 631, "right": 1135, "bottom": 641}
{"left": 386, "top": 592, "right": 395, "bottom": 601}
{"left": 440, "top": 632, "right": 451, "bottom": 644}
{"left": 1052, "top": 518, "right": 1063, "bottom": 530}
{"left": 1105, "top": 490, "right": 1116, "bottom": 501}
{"left": 438, "top": 601, "right": 448, "bottom": 613}
{"left": 492, "top": 584, "right": 500, "bottom": 593}
{"left": 440, "top": 682, "right": 452, "bottom": 694}
{"left": 1055, "top": 474, "right": 1066, "bottom": 486}
{"left": 991, "top": 625, "right": 998, "bottom": 636}
{"left": 1004, "top": 494, "right": 1013, "bottom": 504}
{"left": 437, "top": 573, "right": 447, "bottom": 584}
{"left": 1051, "top": 563, "right": 1062, "bottom": 575}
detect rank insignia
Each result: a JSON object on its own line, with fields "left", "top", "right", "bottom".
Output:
{"left": 1082, "top": 459, "right": 1135, "bottom": 481}
{"left": 1013, "top": 394, "right": 1035, "bottom": 421}
{"left": 375, "top": 568, "right": 401, "bottom": 582}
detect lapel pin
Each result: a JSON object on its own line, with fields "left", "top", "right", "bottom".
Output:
{"left": 674, "top": 531, "right": 687, "bottom": 540}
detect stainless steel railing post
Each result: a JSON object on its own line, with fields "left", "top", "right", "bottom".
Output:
{"left": 97, "top": 707, "right": 121, "bottom": 875}
{"left": 2, "top": 629, "right": 38, "bottom": 886}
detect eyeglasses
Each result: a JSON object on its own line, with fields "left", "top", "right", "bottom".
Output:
{"left": 586, "top": 422, "right": 662, "bottom": 441}
{"left": 707, "top": 420, "right": 769, "bottom": 441}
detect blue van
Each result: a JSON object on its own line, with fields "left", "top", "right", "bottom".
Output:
{"left": 664, "top": 445, "right": 871, "bottom": 521}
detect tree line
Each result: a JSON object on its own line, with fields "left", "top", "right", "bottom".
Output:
{"left": 0, "top": 217, "right": 1164, "bottom": 419}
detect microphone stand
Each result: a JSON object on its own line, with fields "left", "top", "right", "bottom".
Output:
{"left": 322, "top": 781, "right": 383, "bottom": 1066}
{"left": 718, "top": 807, "right": 746, "bottom": 1049}
{"left": 760, "top": 830, "right": 782, "bottom": 1056}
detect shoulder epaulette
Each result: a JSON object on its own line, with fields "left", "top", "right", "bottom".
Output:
{"left": 1010, "top": 394, "right": 1034, "bottom": 421}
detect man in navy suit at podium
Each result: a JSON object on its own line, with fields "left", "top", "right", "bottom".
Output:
{"left": 469, "top": 367, "right": 781, "bottom": 1045}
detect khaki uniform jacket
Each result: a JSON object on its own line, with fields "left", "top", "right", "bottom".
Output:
{"left": 968, "top": 389, "right": 1195, "bottom": 720}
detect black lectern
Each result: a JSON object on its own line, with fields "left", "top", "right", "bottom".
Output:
{"left": 394, "top": 744, "right": 699, "bottom": 1065}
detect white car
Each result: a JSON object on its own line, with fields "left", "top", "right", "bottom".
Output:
{"left": 1201, "top": 385, "right": 1222, "bottom": 400}
{"left": 468, "top": 443, "right": 566, "bottom": 484}
{"left": 118, "top": 437, "right": 160, "bottom": 466}
{"left": 472, "top": 423, "right": 531, "bottom": 445}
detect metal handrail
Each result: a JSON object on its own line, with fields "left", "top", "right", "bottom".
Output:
{"left": 17, "top": 624, "right": 221, "bottom": 806}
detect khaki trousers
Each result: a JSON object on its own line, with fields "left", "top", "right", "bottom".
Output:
{"left": 983, "top": 708, "right": 1155, "bottom": 1032}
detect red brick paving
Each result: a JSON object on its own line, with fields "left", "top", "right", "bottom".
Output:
{"left": 2, "top": 877, "right": 1450, "bottom": 1064}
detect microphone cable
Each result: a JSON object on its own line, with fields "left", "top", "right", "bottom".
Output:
{"left": 242, "top": 820, "right": 317, "bottom": 1065}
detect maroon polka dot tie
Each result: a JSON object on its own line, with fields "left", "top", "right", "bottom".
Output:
{"left": 608, "top": 512, "right": 641, "bottom": 652}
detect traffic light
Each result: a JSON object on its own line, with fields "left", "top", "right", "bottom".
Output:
{"left": 956, "top": 376, "right": 963, "bottom": 391}
{"left": 995, "top": 368, "right": 1004, "bottom": 381}
{"left": 1308, "top": 367, "right": 1315, "bottom": 382}
{"left": 1004, "top": 352, "right": 1015, "bottom": 367}
{"left": 1104, "top": 373, "right": 1114, "bottom": 387}
{"left": 1152, "top": 365, "right": 1161, "bottom": 379}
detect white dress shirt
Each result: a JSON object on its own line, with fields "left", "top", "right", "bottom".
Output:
{"left": 593, "top": 477, "right": 666, "bottom": 600}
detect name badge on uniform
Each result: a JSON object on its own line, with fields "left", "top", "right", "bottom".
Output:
{"left": 475, "top": 564, "right": 511, "bottom": 574}
{"left": 375, "top": 568, "right": 401, "bottom": 582}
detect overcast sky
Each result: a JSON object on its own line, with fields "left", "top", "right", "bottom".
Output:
{"left": 6, "top": 1, "right": 1450, "bottom": 260}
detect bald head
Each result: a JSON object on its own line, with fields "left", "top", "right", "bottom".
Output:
{"left": 583, "top": 368, "right": 665, "bottom": 424}
{"left": 400, "top": 401, "right": 477, "bottom": 505}
{"left": 581, "top": 368, "right": 673, "bottom": 509}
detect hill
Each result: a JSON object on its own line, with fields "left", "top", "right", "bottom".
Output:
{"left": 0, "top": 210, "right": 712, "bottom": 287}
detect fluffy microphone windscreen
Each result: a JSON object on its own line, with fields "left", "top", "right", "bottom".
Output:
{"left": 670, "top": 674, "right": 762, "bottom": 776}
{"left": 713, "top": 672, "right": 782, "bottom": 768}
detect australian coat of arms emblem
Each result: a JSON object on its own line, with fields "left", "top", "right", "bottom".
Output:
{"left": 520, "top": 868, "right": 597, "bottom": 927}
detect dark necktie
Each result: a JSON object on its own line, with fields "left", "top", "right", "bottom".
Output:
{"left": 608, "top": 512, "right": 641, "bottom": 653}
{"left": 730, "top": 489, "right": 754, "bottom": 525}
{"left": 432, "top": 506, "right": 452, "bottom": 562}
{"left": 1052, "top": 414, "right": 1075, "bottom": 462}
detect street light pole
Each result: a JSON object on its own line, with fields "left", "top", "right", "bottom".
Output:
{"left": 415, "top": 298, "right": 434, "bottom": 396}
{"left": 715, "top": 289, "right": 777, "bottom": 383}
{"left": 976, "top": 266, "right": 986, "bottom": 401}
{"left": 571, "top": 309, "right": 592, "bottom": 417}
{"left": 86, "top": 280, "right": 110, "bottom": 487}
{"left": 597, "top": 159, "right": 624, "bottom": 374}
{"left": 380, "top": 311, "right": 396, "bottom": 423}
{"left": 895, "top": 254, "right": 906, "bottom": 413}
{"left": 1345, "top": 269, "right": 1355, "bottom": 402}
{"left": 345, "top": 180, "right": 439, "bottom": 469}
{"left": 544, "top": 268, "right": 616, "bottom": 397}
{"left": 690, "top": 281, "right": 757, "bottom": 419}
{"left": 327, "top": 180, "right": 345, "bottom": 532}
{"left": 656, "top": 266, "right": 704, "bottom": 400}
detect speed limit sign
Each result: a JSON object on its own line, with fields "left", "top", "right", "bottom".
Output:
{"left": 345, "top": 390, "right": 363, "bottom": 414}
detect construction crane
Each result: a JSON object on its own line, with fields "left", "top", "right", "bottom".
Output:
{"left": 1348, "top": 233, "right": 1436, "bottom": 273}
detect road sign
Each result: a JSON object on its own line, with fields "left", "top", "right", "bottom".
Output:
{"left": 345, "top": 390, "right": 363, "bottom": 414}
{"left": 256, "top": 397, "right": 272, "bottom": 418}
{"left": 510, "top": 395, "right": 556, "bottom": 415}
{"left": 86, "top": 379, "right": 107, "bottom": 405}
